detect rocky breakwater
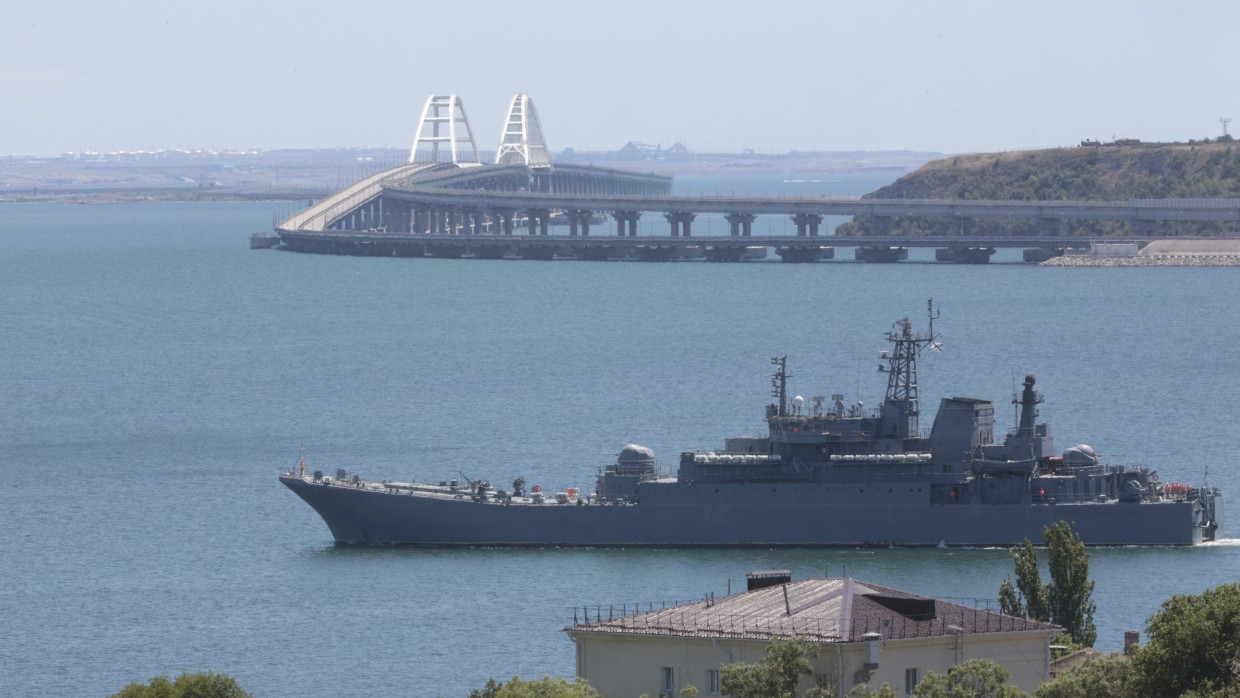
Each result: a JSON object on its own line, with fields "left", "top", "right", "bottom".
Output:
{"left": 1041, "top": 239, "right": 1240, "bottom": 267}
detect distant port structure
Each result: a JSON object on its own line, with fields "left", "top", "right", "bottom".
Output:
{"left": 273, "top": 94, "right": 1240, "bottom": 263}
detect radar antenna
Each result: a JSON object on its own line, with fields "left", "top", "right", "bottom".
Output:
{"left": 876, "top": 299, "right": 941, "bottom": 439}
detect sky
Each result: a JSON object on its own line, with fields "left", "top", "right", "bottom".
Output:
{"left": 3, "top": 0, "right": 1238, "bottom": 157}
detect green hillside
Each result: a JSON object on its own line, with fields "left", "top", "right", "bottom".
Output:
{"left": 837, "top": 139, "right": 1240, "bottom": 237}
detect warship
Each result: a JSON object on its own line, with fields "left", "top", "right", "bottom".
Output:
{"left": 281, "top": 302, "right": 1223, "bottom": 546}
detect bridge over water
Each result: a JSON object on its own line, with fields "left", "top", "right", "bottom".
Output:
{"left": 275, "top": 94, "right": 1240, "bottom": 263}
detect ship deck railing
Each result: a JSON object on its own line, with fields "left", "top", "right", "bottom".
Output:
{"left": 1032, "top": 491, "right": 1190, "bottom": 504}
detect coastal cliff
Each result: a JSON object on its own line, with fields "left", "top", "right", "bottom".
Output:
{"left": 838, "top": 140, "right": 1240, "bottom": 237}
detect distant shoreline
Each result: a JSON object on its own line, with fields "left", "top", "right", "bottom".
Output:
{"left": 0, "top": 190, "right": 327, "bottom": 205}
{"left": 1041, "top": 255, "right": 1240, "bottom": 267}
{"left": 0, "top": 147, "right": 938, "bottom": 205}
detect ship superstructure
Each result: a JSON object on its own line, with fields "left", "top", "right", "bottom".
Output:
{"left": 281, "top": 303, "right": 1223, "bottom": 546}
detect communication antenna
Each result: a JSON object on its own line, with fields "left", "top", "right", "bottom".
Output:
{"left": 770, "top": 356, "right": 790, "bottom": 417}
{"left": 1221, "top": 117, "right": 1232, "bottom": 138}
{"left": 1011, "top": 373, "right": 1020, "bottom": 430}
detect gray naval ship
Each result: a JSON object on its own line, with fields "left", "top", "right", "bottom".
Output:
{"left": 281, "top": 303, "right": 1223, "bottom": 546}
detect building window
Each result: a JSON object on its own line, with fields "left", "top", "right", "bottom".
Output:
{"left": 706, "top": 669, "right": 720, "bottom": 694}
{"left": 660, "top": 666, "right": 675, "bottom": 695}
{"left": 905, "top": 668, "right": 919, "bottom": 694}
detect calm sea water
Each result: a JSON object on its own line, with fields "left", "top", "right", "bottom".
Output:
{"left": 3, "top": 177, "right": 1240, "bottom": 698}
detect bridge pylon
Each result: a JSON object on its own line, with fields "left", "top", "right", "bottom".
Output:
{"left": 409, "top": 94, "right": 481, "bottom": 165}
{"left": 495, "top": 94, "right": 551, "bottom": 167}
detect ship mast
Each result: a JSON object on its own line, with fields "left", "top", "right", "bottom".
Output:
{"left": 878, "top": 299, "right": 940, "bottom": 439}
{"left": 771, "top": 355, "right": 790, "bottom": 417}
{"left": 1014, "top": 374, "right": 1043, "bottom": 437}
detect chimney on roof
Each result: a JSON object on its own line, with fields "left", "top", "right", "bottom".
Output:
{"left": 854, "top": 632, "right": 881, "bottom": 684}
{"left": 864, "top": 632, "right": 881, "bottom": 669}
{"left": 746, "top": 570, "right": 792, "bottom": 591}
{"left": 1124, "top": 631, "right": 1139, "bottom": 655}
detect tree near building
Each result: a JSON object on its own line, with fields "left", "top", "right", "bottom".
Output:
{"left": 108, "top": 672, "right": 251, "bottom": 698}
{"left": 1032, "top": 655, "right": 1133, "bottom": 698}
{"left": 720, "top": 637, "right": 831, "bottom": 698}
{"left": 1043, "top": 522, "right": 1097, "bottom": 648}
{"left": 468, "top": 675, "right": 602, "bottom": 698}
{"left": 909, "top": 659, "right": 1027, "bottom": 698}
{"left": 997, "top": 521, "right": 1097, "bottom": 647}
{"left": 1130, "top": 582, "right": 1240, "bottom": 697}
{"left": 847, "top": 682, "right": 897, "bottom": 698}
{"left": 1000, "top": 539, "right": 1048, "bottom": 621}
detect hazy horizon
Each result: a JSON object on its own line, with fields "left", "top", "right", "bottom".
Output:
{"left": 4, "top": 1, "right": 1237, "bottom": 157}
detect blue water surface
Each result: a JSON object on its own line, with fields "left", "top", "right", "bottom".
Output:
{"left": 2, "top": 182, "right": 1239, "bottom": 697}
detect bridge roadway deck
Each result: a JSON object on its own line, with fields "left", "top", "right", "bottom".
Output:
{"left": 383, "top": 185, "right": 1240, "bottom": 222}
{"left": 277, "top": 230, "right": 1191, "bottom": 250}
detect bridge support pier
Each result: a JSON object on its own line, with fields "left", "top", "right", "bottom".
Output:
{"left": 936, "top": 246, "right": 995, "bottom": 263}
{"left": 492, "top": 209, "right": 516, "bottom": 235}
{"left": 526, "top": 209, "right": 551, "bottom": 236}
{"left": 387, "top": 201, "right": 410, "bottom": 232}
{"left": 566, "top": 210, "right": 593, "bottom": 236}
{"left": 614, "top": 211, "right": 641, "bottom": 236}
{"left": 792, "top": 213, "right": 824, "bottom": 236}
{"left": 726, "top": 213, "right": 756, "bottom": 236}
{"left": 665, "top": 212, "right": 696, "bottom": 236}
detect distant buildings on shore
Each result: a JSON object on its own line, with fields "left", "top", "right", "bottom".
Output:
{"left": 0, "top": 144, "right": 939, "bottom": 200}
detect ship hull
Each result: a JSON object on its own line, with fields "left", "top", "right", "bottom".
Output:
{"left": 281, "top": 476, "right": 1220, "bottom": 547}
